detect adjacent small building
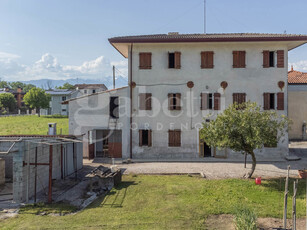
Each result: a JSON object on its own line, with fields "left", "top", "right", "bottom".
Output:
{"left": 75, "top": 84, "right": 107, "bottom": 95}
{"left": 288, "top": 67, "right": 307, "bottom": 140}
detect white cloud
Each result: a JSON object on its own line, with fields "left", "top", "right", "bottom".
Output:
{"left": 0, "top": 52, "right": 128, "bottom": 81}
{"left": 289, "top": 61, "right": 307, "bottom": 72}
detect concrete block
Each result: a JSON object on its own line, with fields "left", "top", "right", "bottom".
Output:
{"left": 0, "top": 158, "right": 5, "bottom": 185}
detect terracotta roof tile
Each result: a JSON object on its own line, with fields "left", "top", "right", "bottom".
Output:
{"left": 288, "top": 69, "right": 307, "bottom": 84}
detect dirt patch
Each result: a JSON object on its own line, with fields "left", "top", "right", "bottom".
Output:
{"left": 205, "top": 215, "right": 306, "bottom": 230}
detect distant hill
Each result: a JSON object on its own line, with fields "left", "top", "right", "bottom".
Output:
{"left": 19, "top": 76, "right": 128, "bottom": 90}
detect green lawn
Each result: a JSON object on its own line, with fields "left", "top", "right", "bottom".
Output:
{"left": 0, "top": 115, "right": 69, "bottom": 135}
{"left": 1, "top": 175, "right": 306, "bottom": 229}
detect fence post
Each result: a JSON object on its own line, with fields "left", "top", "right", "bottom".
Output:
{"left": 283, "top": 165, "right": 290, "bottom": 229}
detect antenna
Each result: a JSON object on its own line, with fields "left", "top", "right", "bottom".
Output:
{"left": 204, "top": 0, "right": 206, "bottom": 34}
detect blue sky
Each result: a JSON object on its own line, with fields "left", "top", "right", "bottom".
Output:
{"left": 0, "top": 0, "right": 307, "bottom": 81}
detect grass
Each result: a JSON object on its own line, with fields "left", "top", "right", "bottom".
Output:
{"left": 0, "top": 115, "right": 69, "bottom": 135}
{"left": 0, "top": 175, "right": 306, "bottom": 229}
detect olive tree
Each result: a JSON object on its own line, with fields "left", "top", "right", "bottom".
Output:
{"left": 200, "top": 102, "right": 290, "bottom": 178}
{"left": 24, "top": 88, "right": 50, "bottom": 116}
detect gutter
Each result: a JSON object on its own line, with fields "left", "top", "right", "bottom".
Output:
{"left": 130, "top": 43, "right": 133, "bottom": 159}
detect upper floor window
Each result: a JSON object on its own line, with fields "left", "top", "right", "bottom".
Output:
{"left": 201, "top": 92, "right": 220, "bottom": 110}
{"left": 109, "top": 96, "right": 119, "bottom": 118}
{"left": 263, "top": 51, "right": 275, "bottom": 68}
{"left": 139, "top": 93, "right": 152, "bottom": 110}
{"left": 168, "top": 52, "right": 181, "bottom": 69}
{"left": 263, "top": 93, "right": 285, "bottom": 110}
{"left": 168, "top": 93, "right": 181, "bottom": 110}
{"left": 139, "top": 52, "right": 152, "bottom": 69}
{"left": 233, "top": 93, "right": 246, "bottom": 104}
{"left": 201, "top": 51, "right": 214, "bottom": 69}
{"left": 139, "top": 129, "right": 152, "bottom": 147}
{"left": 233, "top": 51, "right": 246, "bottom": 68}
{"left": 62, "top": 96, "right": 66, "bottom": 101}
{"left": 93, "top": 89, "right": 96, "bottom": 93}
{"left": 84, "top": 90, "right": 87, "bottom": 94}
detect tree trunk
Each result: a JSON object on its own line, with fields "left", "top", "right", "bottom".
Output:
{"left": 37, "top": 107, "right": 40, "bottom": 117}
{"left": 245, "top": 151, "right": 256, "bottom": 178}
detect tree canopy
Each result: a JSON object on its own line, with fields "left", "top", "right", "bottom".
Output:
{"left": 200, "top": 102, "right": 290, "bottom": 178}
{"left": 56, "top": 82, "right": 75, "bottom": 90}
{"left": 0, "top": 80, "right": 36, "bottom": 93}
{"left": 23, "top": 88, "right": 51, "bottom": 116}
{"left": 0, "top": 93, "right": 17, "bottom": 112}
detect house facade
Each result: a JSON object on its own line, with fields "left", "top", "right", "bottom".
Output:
{"left": 288, "top": 67, "right": 307, "bottom": 140}
{"left": 68, "top": 33, "right": 307, "bottom": 160}
{"left": 75, "top": 84, "right": 107, "bottom": 95}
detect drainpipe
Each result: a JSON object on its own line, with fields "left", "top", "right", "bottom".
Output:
{"left": 129, "top": 43, "right": 133, "bottom": 159}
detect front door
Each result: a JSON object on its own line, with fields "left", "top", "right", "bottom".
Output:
{"left": 204, "top": 142, "right": 211, "bottom": 157}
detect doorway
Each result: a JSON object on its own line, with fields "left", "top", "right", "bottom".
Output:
{"left": 203, "top": 142, "right": 211, "bottom": 157}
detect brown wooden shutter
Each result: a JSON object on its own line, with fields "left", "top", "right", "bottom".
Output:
{"left": 139, "top": 93, "right": 146, "bottom": 110}
{"left": 175, "top": 130, "right": 181, "bottom": 147}
{"left": 277, "top": 92, "right": 284, "bottom": 110}
{"left": 176, "top": 93, "right": 181, "bottom": 110}
{"left": 200, "top": 93, "right": 208, "bottom": 110}
{"left": 139, "top": 53, "right": 152, "bottom": 69}
{"left": 277, "top": 50, "right": 284, "bottom": 68}
{"left": 233, "top": 51, "right": 239, "bottom": 68}
{"left": 214, "top": 93, "right": 220, "bottom": 110}
{"left": 201, "top": 51, "right": 214, "bottom": 69}
{"left": 233, "top": 93, "right": 238, "bottom": 104}
{"left": 168, "top": 130, "right": 174, "bottom": 146}
{"left": 239, "top": 51, "right": 246, "bottom": 68}
{"left": 139, "top": 130, "right": 142, "bottom": 146}
{"left": 168, "top": 93, "right": 173, "bottom": 110}
{"left": 174, "top": 52, "right": 181, "bottom": 69}
{"left": 148, "top": 130, "right": 152, "bottom": 147}
{"left": 263, "top": 50, "right": 270, "bottom": 68}
{"left": 263, "top": 93, "right": 270, "bottom": 110}
{"left": 145, "top": 93, "right": 152, "bottom": 110}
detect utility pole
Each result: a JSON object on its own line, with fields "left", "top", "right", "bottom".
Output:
{"left": 113, "top": 65, "right": 116, "bottom": 89}
{"left": 204, "top": 0, "right": 206, "bottom": 34}
{"left": 283, "top": 165, "right": 290, "bottom": 229}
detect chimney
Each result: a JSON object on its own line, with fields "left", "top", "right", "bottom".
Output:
{"left": 291, "top": 65, "right": 294, "bottom": 71}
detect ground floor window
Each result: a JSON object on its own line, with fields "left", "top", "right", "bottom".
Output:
{"left": 168, "top": 130, "right": 181, "bottom": 147}
{"left": 139, "top": 130, "right": 152, "bottom": 147}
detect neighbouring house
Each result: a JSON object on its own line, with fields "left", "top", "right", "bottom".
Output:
{"left": 0, "top": 87, "right": 26, "bottom": 110}
{"left": 288, "top": 66, "right": 307, "bottom": 140}
{"left": 75, "top": 84, "right": 108, "bottom": 95}
{"left": 66, "top": 33, "right": 307, "bottom": 160}
{"left": 40, "top": 89, "right": 78, "bottom": 116}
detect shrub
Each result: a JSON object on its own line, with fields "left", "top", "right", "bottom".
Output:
{"left": 234, "top": 207, "right": 257, "bottom": 230}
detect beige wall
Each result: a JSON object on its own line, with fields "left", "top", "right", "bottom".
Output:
{"left": 288, "top": 90, "right": 307, "bottom": 140}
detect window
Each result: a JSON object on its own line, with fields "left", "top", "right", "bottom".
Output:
{"left": 139, "top": 53, "right": 152, "bottom": 69}
{"left": 233, "top": 93, "right": 246, "bottom": 105}
{"left": 139, "top": 93, "right": 152, "bottom": 110}
{"left": 62, "top": 96, "right": 66, "bottom": 101}
{"left": 200, "top": 93, "right": 213, "bottom": 110}
{"left": 93, "top": 90, "right": 96, "bottom": 93}
{"left": 62, "top": 109, "right": 66, "bottom": 112}
{"left": 233, "top": 51, "right": 246, "bottom": 68}
{"left": 139, "top": 130, "right": 152, "bottom": 146}
{"left": 168, "top": 93, "right": 181, "bottom": 110}
{"left": 263, "top": 51, "right": 275, "bottom": 68}
{"left": 201, "top": 51, "right": 214, "bottom": 69}
{"left": 168, "top": 52, "right": 181, "bottom": 69}
{"left": 84, "top": 90, "right": 87, "bottom": 94}
{"left": 168, "top": 130, "right": 181, "bottom": 147}
{"left": 263, "top": 93, "right": 275, "bottom": 110}
{"left": 109, "top": 96, "right": 119, "bottom": 118}
{"left": 277, "top": 50, "right": 284, "bottom": 68}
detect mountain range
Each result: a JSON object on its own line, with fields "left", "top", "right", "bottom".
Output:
{"left": 20, "top": 76, "right": 128, "bottom": 90}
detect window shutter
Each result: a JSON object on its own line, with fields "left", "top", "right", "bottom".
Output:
{"left": 139, "top": 53, "right": 145, "bottom": 69}
{"left": 145, "top": 93, "right": 152, "bottom": 110}
{"left": 174, "top": 52, "right": 181, "bottom": 69}
{"left": 139, "top": 130, "right": 142, "bottom": 146}
{"left": 148, "top": 130, "right": 152, "bottom": 147}
{"left": 200, "top": 93, "right": 208, "bottom": 110}
{"left": 175, "top": 130, "right": 181, "bottom": 147}
{"left": 201, "top": 52, "right": 214, "bottom": 69}
{"left": 139, "top": 93, "right": 146, "bottom": 110}
{"left": 277, "top": 50, "right": 284, "bottom": 68}
{"left": 263, "top": 50, "right": 270, "bottom": 68}
{"left": 233, "top": 51, "right": 239, "bottom": 68}
{"left": 240, "top": 93, "right": 246, "bottom": 104}
{"left": 239, "top": 51, "right": 246, "bottom": 68}
{"left": 263, "top": 93, "right": 270, "bottom": 110}
{"left": 214, "top": 93, "right": 220, "bottom": 110}
{"left": 139, "top": 53, "right": 152, "bottom": 69}
{"left": 168, "top": 93, "right": 173, "bottom": 110}
{"left": 176, "top": 93, "right": 181, "bottom": 110}
{"left": 168, "top": 130, "right": 174, "bottom": 146}
{"left": 277, "top": 92, "right": 284, "bottom": 110}
{"left": 147, "top": 53, "right": 152, "bottom": 69}
{"left": 233, "top": 93, "right": 238, "bottom": 104}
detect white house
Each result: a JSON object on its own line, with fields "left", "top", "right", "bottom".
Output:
{"left": 66, "top": 33, "right": 307, "bottom": 160}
